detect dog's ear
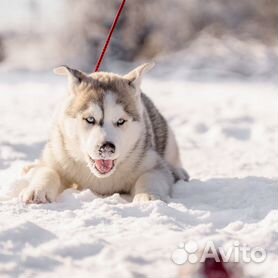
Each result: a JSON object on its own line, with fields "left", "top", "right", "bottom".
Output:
{"left": 124, "top": 63, "right": 155, "bottom": 92}
{"left": 53, "top": 65, "right": 86, "bottom": 86}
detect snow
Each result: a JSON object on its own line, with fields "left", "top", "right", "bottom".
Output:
{"left": 152, "top": 35, "right": 278, "bottom": 82}
{"left": 0, "top": 74, "right": 277, "bottom": 278}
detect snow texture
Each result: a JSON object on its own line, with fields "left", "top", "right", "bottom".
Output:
{"left": 0, "top": 75, "right": 277, "bottom": 278}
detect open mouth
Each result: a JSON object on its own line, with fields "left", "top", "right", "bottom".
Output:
{"left": 89, "top": 157, "right": 115, "bottom": 175}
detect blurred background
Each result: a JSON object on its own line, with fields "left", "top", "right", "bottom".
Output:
{"left": 0, "top": 0, "right": 277, "bottom": 81}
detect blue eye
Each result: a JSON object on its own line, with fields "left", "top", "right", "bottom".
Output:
{"left": 116, "top": 118, "right": 126, "bottom": 127}
{"left": 85, "top": 116, "right": 95, "bottom": 125}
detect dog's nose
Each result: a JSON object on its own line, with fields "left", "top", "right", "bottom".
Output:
{"left": 99, "top": 141, "right": 116, "bottom": 155}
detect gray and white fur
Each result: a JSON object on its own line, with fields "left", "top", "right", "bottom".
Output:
{"left": 20, "top": 63, "right": 189, "bottom": 203}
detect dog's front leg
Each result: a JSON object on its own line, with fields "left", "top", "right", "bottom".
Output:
{"left": 20, "top": 166, "right": 63, "bottom": 204}
{"left": 132, "top": 168, "right": 173, "bottom": 203}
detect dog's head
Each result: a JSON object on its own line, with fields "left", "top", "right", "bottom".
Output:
{"left": 54, "top": 63, "right": 154, "bottom": 178}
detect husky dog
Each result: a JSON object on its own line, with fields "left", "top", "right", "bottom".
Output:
{"left": 20, "top": 63, "right": 189, "bottom": 203}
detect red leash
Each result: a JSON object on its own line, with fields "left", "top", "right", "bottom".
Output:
{"left": 94, "top": 0, "right": 127, "bottom": 72}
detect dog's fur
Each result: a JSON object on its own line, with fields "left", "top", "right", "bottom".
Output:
{"left": 20, "top": 63, "right": 189, "bottom": 203}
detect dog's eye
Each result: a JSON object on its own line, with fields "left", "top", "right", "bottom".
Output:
{"left": 85, "top": 116, "right": 96, "bottom": 125}
{"left": 116, "top": 118, "right": 126, "bottom": 127}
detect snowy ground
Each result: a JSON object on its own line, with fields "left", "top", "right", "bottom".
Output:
{"left": 0, "top": 74, "right": 277, "bottom": 278}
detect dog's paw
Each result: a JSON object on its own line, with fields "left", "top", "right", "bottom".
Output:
{"left": 133, "top": 193, "right": 160, "bottom": 203}
{"left": 20, "top": 186, "right": 56, "bottom": 204}
{"left": 174, "top": 167, "right": 190, "bottom": 181}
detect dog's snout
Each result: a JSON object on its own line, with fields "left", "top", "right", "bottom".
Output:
{"left": 99, "top": 141, "right": 116, "bottom": 155}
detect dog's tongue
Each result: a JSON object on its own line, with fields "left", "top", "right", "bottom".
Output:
{"left": 95, "top": 160, "right": 113, "bottom": 174}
